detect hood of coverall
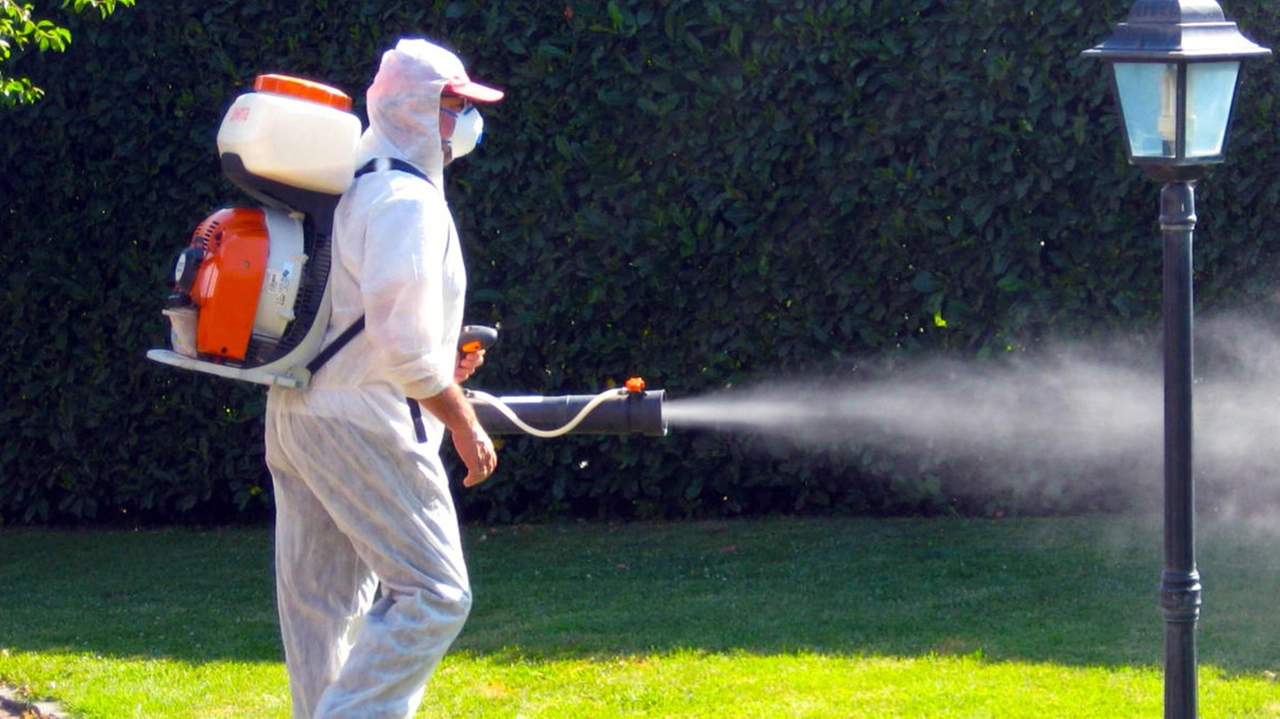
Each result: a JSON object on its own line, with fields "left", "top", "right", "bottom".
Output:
{"left": 357, "top": 39, "right": 501, "bottom": 190}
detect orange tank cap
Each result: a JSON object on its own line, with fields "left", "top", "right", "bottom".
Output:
{"left": 253, "top": 74, "right": 353, "bottom": 112}
{"left": 625, "top": 377, "right": 647, "bottom": 393}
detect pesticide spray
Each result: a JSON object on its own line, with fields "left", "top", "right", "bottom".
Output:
{"left": 660, "top": 313, "right": 1280, "bottom": 516}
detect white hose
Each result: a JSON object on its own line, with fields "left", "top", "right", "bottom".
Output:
{"left": 465, "top": 388, "right": 629, "bottom": 438}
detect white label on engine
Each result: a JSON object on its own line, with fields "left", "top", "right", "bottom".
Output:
{"left": 263, "top": 268, "right": 286, "bottom": 306}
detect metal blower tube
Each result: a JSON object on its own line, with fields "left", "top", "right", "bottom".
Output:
{"left": 470, "top": 390, "right": 667, "bottom": 436}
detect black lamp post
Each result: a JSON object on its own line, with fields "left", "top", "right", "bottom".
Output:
{"left": 1082, "top": 3, "right": 1270, "bottom": 718}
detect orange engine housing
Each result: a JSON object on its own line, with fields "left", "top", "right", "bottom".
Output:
{"left": 188, "top": 208, "right": 270, "bottom": 361}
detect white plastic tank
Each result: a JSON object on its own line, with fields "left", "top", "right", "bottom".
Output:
{"left": 216, "top": 74, "right": 361, "bottom": 194}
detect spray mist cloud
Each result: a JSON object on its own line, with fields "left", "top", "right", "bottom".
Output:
{"left": 663, "top": 312, "right": 1280, "bottom": 516}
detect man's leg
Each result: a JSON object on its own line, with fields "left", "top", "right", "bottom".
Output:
{"left": 278, "top": 416, "right": 471, "bottom": 719}
{"left": 268, "top": 413, "right": 378, "bottom": 719}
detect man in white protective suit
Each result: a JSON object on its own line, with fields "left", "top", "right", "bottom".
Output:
{"left": 264, "top": 38, "right": 502, "bottom": 719}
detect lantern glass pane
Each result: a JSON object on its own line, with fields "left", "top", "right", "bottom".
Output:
{"left": 1112, "top": 62, "right": 1178, "bottom": 158}
{"left": 1185, "top": 61, "right": 1240, "bottom": 158}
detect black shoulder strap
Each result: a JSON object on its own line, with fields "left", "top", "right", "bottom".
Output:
{"left": 355, "top": 158, "right": 434, "bottom": 186}
{"left": 304, "top": 158, "right": 432, "bottom": 377}
{"left": 307, "top": 158, "right": 435, "bottom": 444}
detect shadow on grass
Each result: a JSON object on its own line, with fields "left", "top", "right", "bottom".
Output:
{"left": 1, "top": 516, "right": 1277, "bottom": 676}
{"left": 0, "top": 528, "right": 282, "bottom": 665}
{"left": 455, "top": 516, "right": 1280, "bottom": 676}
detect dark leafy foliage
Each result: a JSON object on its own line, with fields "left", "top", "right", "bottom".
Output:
{"left": 4, "top": 0, "right": 1280, "bottom": 524}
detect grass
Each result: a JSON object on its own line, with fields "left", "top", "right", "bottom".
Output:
{"left": 1, "top": 516, "right": 1279, "bottom": 717}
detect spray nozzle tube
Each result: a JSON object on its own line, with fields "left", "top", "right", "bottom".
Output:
{"left": 467, "top": 382, "right": 666, "bottom": 437}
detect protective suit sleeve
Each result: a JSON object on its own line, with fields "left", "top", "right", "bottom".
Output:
{"left": 358, "top": 180, "right": 458, "bottom": 400}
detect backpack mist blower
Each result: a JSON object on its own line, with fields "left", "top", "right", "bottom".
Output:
{"left": 145, "top": 74, "right": 665, "bottom": 437}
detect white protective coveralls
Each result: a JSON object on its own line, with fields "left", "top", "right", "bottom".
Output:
{"left": 264, "top": 39, "right": 497, "bottom": 719}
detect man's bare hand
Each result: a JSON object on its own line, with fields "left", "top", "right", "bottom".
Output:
{"left": 454, "top": 349, "right": 485, "bottom": 384}
{"left": 454, "top": 422, "right": 497, "bottom": 487}
{"left": 419, "top": 383, "right": 498, "bottom": 487}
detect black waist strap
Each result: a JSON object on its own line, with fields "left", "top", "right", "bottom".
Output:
{"left": 304, "top": 317, "right": 428, "bottom": 444}
{"left": 305, "top": 316, "right": 365, "bottom": 375}
{"left": 408, "top": 400, "right": 428, "bottom": 444}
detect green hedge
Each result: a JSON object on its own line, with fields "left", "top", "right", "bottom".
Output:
{"left": 4, "top": 0, "right": 1280, "bottom": 524}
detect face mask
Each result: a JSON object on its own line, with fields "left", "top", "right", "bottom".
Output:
{"left": 443, "top": 105, "right": 485, "bottom": 160}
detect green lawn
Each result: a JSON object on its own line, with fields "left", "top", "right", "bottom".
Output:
{"left": 2, "top": 516, "right": 1278, "bottom": 717}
